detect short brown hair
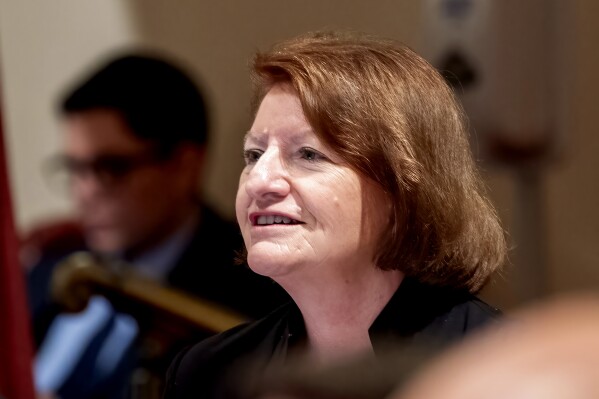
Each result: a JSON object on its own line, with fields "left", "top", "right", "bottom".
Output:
{"left": 251, "top": 31, "right": 506, "bottom": 293}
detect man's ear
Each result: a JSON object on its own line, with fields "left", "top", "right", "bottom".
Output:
{"left": 178, "top": 144, "right": 206, "bottom": 171}
{"left": 171, "top": 144, "right": 206, "bottom": 190}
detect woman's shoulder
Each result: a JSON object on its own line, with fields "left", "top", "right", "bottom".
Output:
{"left": 163, "top": 302, "right": 294, "bottom": 399}
{"left": 410, "top": 283, "right": 501, "bottom": 344}
{"left": 372, "top": 277, "right": 501, "bottom": 348}
{"left": 439, "top": 293, "right": 501, "bottom": 330}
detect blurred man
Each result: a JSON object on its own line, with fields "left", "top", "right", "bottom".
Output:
{"left": 396, "top": 294, "right": 599, "bottom": 399}
{"left": 27, "top": 54, "right": 288, "bottom": 399}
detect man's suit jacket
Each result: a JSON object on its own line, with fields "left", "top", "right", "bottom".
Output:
{"left": 27, "top": 205, "right": 290, "bottom": 345}
{"left": 166, "top": 205, "right": 290, "bottom": 318}
{"left": 27, "top": 205, "right": 291, "bottom": 398}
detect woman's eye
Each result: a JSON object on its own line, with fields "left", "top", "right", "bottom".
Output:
{"left": 299, "top": 147, "right": 326, "bottom": 162}
{"left": 243, "top": 149, "right": 263, "bottom": 165}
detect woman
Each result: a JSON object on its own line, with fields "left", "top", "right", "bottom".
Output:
{"left": 164, "top": 31, "right": 506, "bottom": 399}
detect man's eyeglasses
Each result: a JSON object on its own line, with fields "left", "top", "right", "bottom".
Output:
{"left": 43, "top": 150, "right": 171, "bottom": 193}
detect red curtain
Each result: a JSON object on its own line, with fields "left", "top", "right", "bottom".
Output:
{"left": 0, "top": 89, "right": 35, "bottom": 399}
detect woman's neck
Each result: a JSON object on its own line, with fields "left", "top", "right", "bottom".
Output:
{"left": 281, "top": 266, "right": 404, "bottom": 364}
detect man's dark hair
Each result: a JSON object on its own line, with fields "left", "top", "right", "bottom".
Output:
{"left": 61, "top": 53, "right": 208, "bottom": 150}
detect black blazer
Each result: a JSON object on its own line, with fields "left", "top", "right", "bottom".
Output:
{"left": 164, "top": 277, "right": 500, "bottom": 399}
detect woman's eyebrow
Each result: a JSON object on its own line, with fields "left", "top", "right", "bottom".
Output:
{"left": 287, "top": 129, "right": 315, "bottom": 144}
{"left": 243, "top": 131, "right": 266, "bottom": 146}
{"left": 243, "top": 128, "right": 317, "bottom": 147}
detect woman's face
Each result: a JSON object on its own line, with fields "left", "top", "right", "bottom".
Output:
{"left": 236, "top": 84, "right": 389, "bottom": 284}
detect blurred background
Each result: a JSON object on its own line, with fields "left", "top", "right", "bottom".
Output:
{"left": 0, "top": 0, "right": 597, "bottom": 311}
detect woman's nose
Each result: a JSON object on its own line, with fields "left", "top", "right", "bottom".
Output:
{"left": 244, "top": 149, "right": 290, "bottom": 201}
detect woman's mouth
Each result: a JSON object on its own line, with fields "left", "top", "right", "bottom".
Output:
{"left": 252, "top": 214, "right": 303, "bottom": 226}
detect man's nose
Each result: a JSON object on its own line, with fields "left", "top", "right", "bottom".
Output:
{"left": 70, "top": 170, "right": 107, "bottom": 202}
{"left": 244, "top": 149, "right": 290, "bottom": 201}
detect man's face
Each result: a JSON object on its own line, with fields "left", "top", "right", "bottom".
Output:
{"left": 62, "top": 108, "right": 197, "bottom": 256}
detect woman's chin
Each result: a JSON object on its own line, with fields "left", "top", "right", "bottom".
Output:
{"left": 246, "top": 249, "right": 299, "bottom": 279}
